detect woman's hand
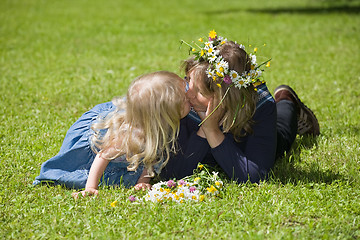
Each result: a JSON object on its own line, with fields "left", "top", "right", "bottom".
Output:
{"left": 134, "top": 168, "right": 152, "bottom": 191}
{"left": 197, "top": 97, "right": 225, "bottom": 148}
{"left": 134, "top": 183, "right": 152, "bottom": 191}
{"left": 72, "top": 187, "right": 99, "bottom": 199}
{"left": 201, "top": 97, "right": 224, "bottom": 129}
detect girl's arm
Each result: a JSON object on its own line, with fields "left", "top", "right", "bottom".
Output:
{"left": 72, "top": 153, "right": 109, "bottom": 198}
{"left": 85, "top": 153, "right": 109, "bottom": 191}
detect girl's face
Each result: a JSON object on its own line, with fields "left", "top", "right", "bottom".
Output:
{"left": 180, "top": 79, "right": 191, "bottom": 118}
{"left": 185, "top": 71, "right": 212, "bottom": 112}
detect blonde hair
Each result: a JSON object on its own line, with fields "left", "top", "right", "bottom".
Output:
{"left": 183, "top": 41, "right": 258, "bottom": 141}
{"left": 91, "top": 71, "right": 186, "bottom": 176}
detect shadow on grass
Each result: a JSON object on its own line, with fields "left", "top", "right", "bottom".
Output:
{"left": 270, "top": 135, "right": 347, "bottom": 185}
{"left": 247, "top": 5, "right": 360, "bottom": 15}
{"left": 204, "top": 3, "right": 360, "bottom": 15}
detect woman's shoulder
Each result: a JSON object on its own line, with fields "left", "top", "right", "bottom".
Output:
{"left": 256, "top": 83, "right": 275, "bottom": 109}
{"left": 252, "top": 83, "right": 277, "bottom": 122}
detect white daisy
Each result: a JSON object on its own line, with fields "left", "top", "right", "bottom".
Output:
{"left": 230, "top": 70, "right": 240, "bottom": 83}
{"left": 215, "top": 59, "right": 229, "bottom": 74}
{"left": 249, "top": 53, "right": 257, "bottom": 65}
{"left": 208, "top": 55, "right": 217, "bottom": 63}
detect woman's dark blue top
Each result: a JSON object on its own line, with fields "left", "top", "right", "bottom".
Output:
{"left": 161, "top": 83, "right": 277, "bottom": 183}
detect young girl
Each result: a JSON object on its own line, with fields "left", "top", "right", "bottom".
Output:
{"left": 34, "top": 71, "right": 190, "bottom": 196}
{"left": 160, "top": 30, "right": 320, "bottom": 183}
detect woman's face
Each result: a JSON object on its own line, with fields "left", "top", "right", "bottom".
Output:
{"left": 185, "top": 70, "right": 212, "bottom": 112}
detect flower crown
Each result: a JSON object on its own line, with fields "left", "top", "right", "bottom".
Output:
{"left": 181, "top": 30, "right": 271, "bottom": 91}
{"left": 181, "top": 30, "right": 271, "bottom": 126}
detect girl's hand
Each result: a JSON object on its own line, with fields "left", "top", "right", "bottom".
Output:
{"left": 72, "top": 188, "right": 99, "bottom": 199}
{"left": 134, "top": 183, "right": 152, "bottom": 191}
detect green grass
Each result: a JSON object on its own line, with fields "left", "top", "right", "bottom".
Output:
{"left": 1, "top": 0, "right": 359, "bottom": 239}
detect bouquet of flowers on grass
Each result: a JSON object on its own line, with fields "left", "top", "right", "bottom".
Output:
{"left": 141, "top": 163, "right": 226, "bottom": 203}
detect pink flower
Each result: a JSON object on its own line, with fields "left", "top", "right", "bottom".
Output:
{"left": 178, "top": 180, "right": 186, "bottom": 186}
{"left": 128, "top": 195, "right": 136, "bottom": 202}
{"left": 223, "top": 75, "right": 232, "bottom": 84}
{"left": 167, "top": 180, "right": 177, "bottom": 188}
{"left": 189, "top": 186, "right": 196, "bottom": 193}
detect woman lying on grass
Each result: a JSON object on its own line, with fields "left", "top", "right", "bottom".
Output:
{"left": 160, "top": 30, "right": 320, "bottom": 183}
{"left": 33, "top": 71, "right": 190, "bottom": 197}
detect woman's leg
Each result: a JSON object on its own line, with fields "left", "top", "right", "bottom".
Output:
{"left": 276, "top": 100, "right": 298, "bottom": 158}
{"left": 274, "top": 85, "right": 320, "bottom": 158}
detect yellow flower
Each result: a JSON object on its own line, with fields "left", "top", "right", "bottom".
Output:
{"left": 200, "top": 49, "right": 205, "bottom": 56}
{"left": 217, "top": 83, "right": 222, "bottom": 88}
{"left": 221, "top": 40, "right": 226, "bottom": 45}
{"left": 266, "top": 61, "right": 271, "bottom": 67}
{"left": 198, "top": 37, "right": 204, "bottom": 42}
{"left": 198, "top": 164, "right": 204, "bottom": 170}
{"left": 254, "top": 47, "right": 258, "bottom": 53}
{"left": 165, "top": 188, "right": 171, "bottom": 193}
{"left": 199, "top": 195, "right": 205, "bottom": 202}
{"left": 209, "top": 30, "right": 217, "bottom": 39}
{"left": 194, "top": 177, "right": 201, "bottom": 183}
{"left": 110, "top": 200, "right": 118, "bottom": 208}
{"left": 219, "top": 67, "right": 224, "bottom": 72}
{"left": 179, "top": 193, "right": 184, "bottom": 198}
{"left": 207, "top": 185, "right": 217, "bottom": 194}
{"left": 192, "top": 48, "right": 196, "bottom": 52}
{"left": 192, "top": 195, "right": 197, "bottom": 200}
{"left": 208, "top": 48, "right": 213, "bottom": 53}
{"left": 216, "top": 71, "right": 224, "bottom": 77}
{"left": 253, "top": 81, "right": 261, "bottom": 87}
{"left": 215, "top": 181, "right": 223, "bottom": 187}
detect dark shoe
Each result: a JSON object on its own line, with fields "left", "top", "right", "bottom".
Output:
{"left": 274, "top": 85, "right": 320, "bottom": 136}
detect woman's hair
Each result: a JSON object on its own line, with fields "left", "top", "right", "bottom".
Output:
{"left": 91, "top": 71, "right": 186, "bottom": 177}
{"left": 183, "top": 41, "right": 258, "bottom": 141}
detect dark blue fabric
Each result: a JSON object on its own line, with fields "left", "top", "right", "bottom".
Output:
{"left": 161, "top": 83, "right": 296, "bottom": 183}
{"left": 275, "top": 100, "right": 298, "bottom": 158}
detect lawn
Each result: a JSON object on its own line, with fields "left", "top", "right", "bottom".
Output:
{"left": 1, "top": 0, "right": 359, "bottom": 239}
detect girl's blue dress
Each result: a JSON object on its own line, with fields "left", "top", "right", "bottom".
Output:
{"left": 33, "top": 102, "right": 143, "bottom": 189}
